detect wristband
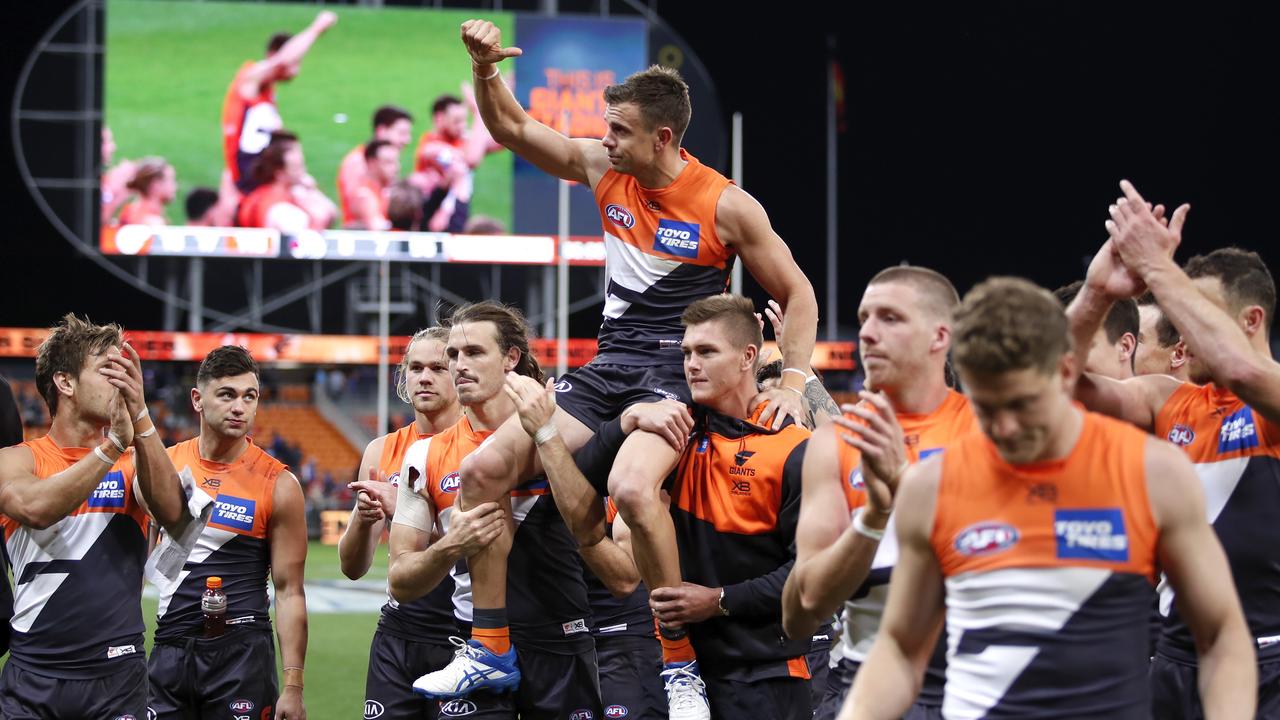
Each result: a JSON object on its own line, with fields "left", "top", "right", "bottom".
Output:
{"left": 780, "top": 368, "right": 808, "bottom": 380}
{"left": 852, "top": 509, "right": 886, "bottom": 541}
{"left": 136, "top": 425, "right": 157, "bottom": 439}
{"left": 93, "top": 445, "right": 115, "bottom": 465}
{"left": 717, "top": 588, "right": 730, "bottom": 617}
{"left": 283, "top": 666, "right": 304, "bottom": 689}
{"left": 533, "top": 423, "right": 558, "bottom": 446}
{"left": 473, "top": 64, "right": 500, "bottom": 80}
{"left": 134, "top": 407, "right": 148, "bottom": 423}
{"left": 805, "top": 374, "right": 820, "bottom": 384}
{"left": 107, "top": 431, "right": 126, "bottom": 454}
{"left": 783, "top": 386, "right": 804, "bottom": 398}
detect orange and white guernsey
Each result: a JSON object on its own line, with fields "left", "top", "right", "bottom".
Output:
{"left": 1153, "top": 383, "right": 1280, "bottom": 663}
{"left": 593, "top": 148, "right": 734, "bottom": 364}
{"left": 1, "top": 436, "right": 148, "bottom": 677}
{"left": 930, "top": 410, "right": 1158, "bottom": 718}
{"left": 154, "top": 438, "right": 285, "bottom": 641}
{"left": 833, "top": 389, "right": 976, "bottom": 704}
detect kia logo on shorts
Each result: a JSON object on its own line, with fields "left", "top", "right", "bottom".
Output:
{"left": 440, "top": 472, "right": 461, "bottom": 493}
{"left": 954, "top": 521, "right": 1020, "bottom": 557}
{"left": 229, "top": 700, "right": 255, "bottom": 713}
{"left": 364, "top": 700, "right": 386, "bottom": 719}
{"left": 605, "top": 204, "right": 635, "bottom": 229}
{"left": 605, "top": 705, "right": 630, "bottom": 718}
{"left": 439, "top": 699, "right": 477, "bottom": 717}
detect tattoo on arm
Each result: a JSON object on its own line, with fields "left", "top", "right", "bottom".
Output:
{"left": 804, "top": 381, "right": 840, "bottom": 427}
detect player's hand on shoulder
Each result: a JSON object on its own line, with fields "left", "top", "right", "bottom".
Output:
{"left": 621, "top": 399, "right": 693, "bottom": 452}
{"left": 460, "top": 19, "right": 523, "bottom": 66}
{"left": 751, "top": 385, "right": 807, "bottom": 431}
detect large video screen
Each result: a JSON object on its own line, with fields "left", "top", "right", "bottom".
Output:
{"left": 103, "top": 1, "right": 648, "bottom": 254}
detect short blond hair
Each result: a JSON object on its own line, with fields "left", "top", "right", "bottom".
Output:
{"left": 953, "top": 277, "right": 1069, "bottom": 375}
{"left": 681, "top": 294, "right": 764, "bottom": 350}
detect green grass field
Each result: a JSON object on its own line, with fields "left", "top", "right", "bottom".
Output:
{"left": 105, "top": 0, "right": 515, "bottom": 227}
{"left": 1, "top": 541, "right": 391, "bottom": 720}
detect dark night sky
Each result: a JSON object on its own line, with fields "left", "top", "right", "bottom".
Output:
{"left": 3, "top": 1, "right": 1277, "bottom": 338}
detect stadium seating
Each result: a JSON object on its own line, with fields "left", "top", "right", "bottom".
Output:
{"left": 255, "top": 405, "right": 359, "bottom": 481}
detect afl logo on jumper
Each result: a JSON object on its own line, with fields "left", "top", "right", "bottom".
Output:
{"left": 440, "top": 472, "right": 461, "bottom": 493}
{"left": 1167, "top": 424, "right": 1196, "bottom": 447}
{"left": 848, "top": 468, "right": 865, "bottom": 490}
{"left": 653, "top": 219, "right": 701, "bottom": 258}
{"left": 605, "top": 204, "right": 635, "bottom": 229}
{"left": 955, "top": 521, "right": 1019, "bottom": 557}
{"left": 605, "top": 707, "right": 630, "bottom": 719}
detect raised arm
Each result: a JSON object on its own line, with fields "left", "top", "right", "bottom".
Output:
{"left": 238, "top": 11, "right": 338, "bottom": 100}
{"left": 1108, "top": 180, "right": 1280, "bottom": 426}
{"left": 268, "top": 470, "right": 309, "bottom": 720}
{"left": 0, "top": 397, "right": 131, "bottom": 529}
{"left": 1145, "top": 438, "right": 1255, "bottom": 719}
{"left": 338, "top": 438, "right": 389, "bottom": 580}
{"left": 782, "top": 408, "right": 902, "bottom": 639}
{"left": 101, "top": 343, "right": 187, "bottom": 535}
{"left": 840, "top": 459, "right": 946, "bottom": 720}
{"left": 1067, "top": 238, "right": 1181, "bottom": 431}
{"left": 460, "top": 19, "right": 609, "bottom": 188}
{"left": 718, "top": 186, "right": 818, "bottom": 429}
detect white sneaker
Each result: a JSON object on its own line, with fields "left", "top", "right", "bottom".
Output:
{"left": 412, "top": 636, "right": 521, "bottom": 698}
{"left": 661, "top": 659, "right": 711, "bottom": 720}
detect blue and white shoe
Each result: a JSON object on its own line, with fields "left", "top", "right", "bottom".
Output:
{"left": 412, "top": 636, "right": 521, "bottom": 698}
{"left": 661, "top": 660, "right": 711, "bottom": 720}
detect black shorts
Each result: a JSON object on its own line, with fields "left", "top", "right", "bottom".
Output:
{"left": 148, "top": 629, "right": 278, "bottom": 720}
{"left": 806, "top": 633, "right": 833, "bottom": 713}
{"left": 364, "top": 631, "right": 515, "bottom": 720}
{"left": 555, "top": 362, "right": 691, "bottom": 431}
{"left": 515, "top": 644, "right": 602, "bottom": 720}
{"left": 0, "top": 658, "right": 148, "bottom": 719}
{"left": 596, "top": 634, "right": 667, "bottom": 720}
{"left": 813, "top": 658, "right": 942, "bottom": 720}
{"left": 703, "top": 674, "right": 811, "bottom": 720}
{"left": 1150, "top": 653, "right": 1280, "bottom": 719}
